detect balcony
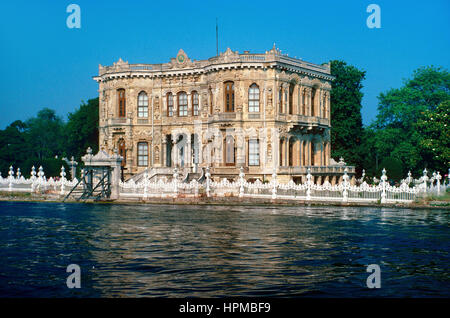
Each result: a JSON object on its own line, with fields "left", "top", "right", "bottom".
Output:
{"left": 278, "top": 165, "right": 355, "bottom": 175}
{"left": 276, "top": 114, "right": 330, "bottom": 128}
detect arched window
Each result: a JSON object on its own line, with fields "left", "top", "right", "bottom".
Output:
{"left": 288, "top": 138, "right": 294, "bottom": 166}
{"left": 118, "top": 139, "right": 126, "bottom": 166}
{"left": 284, "top": 90, "right": 288, "bottom": 113}
{"left": 278, "top": 87, "right": 283, "bottom": 113}
{"left": 289, "top": 83, "right": 294, "bottom": 114}
{"left": 323, "top": 94, "right": 327, "bottom": 118}
{"left": 248, "top": 84, "right": 260, "bottom": 113}
{"left": 118, "top": 89, "right": 126, "bottom": 117}
{"left": 137, "top": 142, "right": 148, "bottom": 166}
{"left": 311, "top": 87, "right": 316, "bottom": 117}
{"left": 224, "top": 135, "right": 235, "bottom": 166}
{"left": 279, "top": 138, "right": 284, "bottom": 166}
{"left": 302, "top": 141, "right": 306, "bottom": 166}
{"left": 166, "top": 92, "right": 173, "bottom": 117}
{"left": 137, "top": 91, "right": 148, "bottom": 118}
{"left": 192, "top": 91, "right": 199, "bottom": 116}
{"left": 302, "top": 89, "right": 306, "bottom": 115}
{"left": 209, "top": 87, "right": 214, "bottom": 114}
{"left": 178, "top": 92, "right": 188, "bottom": 116}
{"left": 311, "top": 142, "right": 315, "bottom": 166}
{"left": 224, "top": 81, "right": 234, "bottom": 112}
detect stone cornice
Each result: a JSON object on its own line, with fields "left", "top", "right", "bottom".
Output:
{"left": 94, "top": 47, "right": 334, "bottom": 83}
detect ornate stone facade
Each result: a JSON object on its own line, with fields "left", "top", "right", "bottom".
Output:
{"left": 93, "top": 45, "right": 355, "bottom": 183}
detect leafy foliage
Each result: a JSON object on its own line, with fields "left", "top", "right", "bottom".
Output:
{"left": 65, "top": 98, "right": 99, "bottom": 160}
{"left": 370, "top": 66, "right": 449, "bottom": 177}
{"left": 0, "top": 98, "right": 99, "bottom": 177}
{"left": 329, "top": 60, "right": 366, "bottom": 173}
{"left": 416, "top": 100, "right": 450, "bottom": 173}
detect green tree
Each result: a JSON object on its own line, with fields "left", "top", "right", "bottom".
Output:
{"left": 329, "top": 60, "right": 366, "bottom": 173}
{"left": 416, "top": 100, "right": 450, "bottom": 173}
{"left": 372, "top": 66, "right": 449, "bottom": 176}
{"left": 0, "top": 120, "right": 28, "bottom": 176}
{"left": 65, "top": 97, "right": 99, "bottom": 161}
{"left": 25, "top": 108, "right": 65, "bottom": 160}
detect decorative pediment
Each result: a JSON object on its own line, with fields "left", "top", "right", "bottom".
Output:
{"left": 217, "top": 47, "right": 240, "bottom": 63}
{"left": 265, "top": 43, "right": 281, "bottom": 56}
{"left": 169, "top": 49, "right": 193, "bottom": 68}
{"left": 113, "top": 58, "right": 129, "bottom": 70}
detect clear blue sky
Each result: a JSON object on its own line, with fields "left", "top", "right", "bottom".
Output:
{"left": 0, "top": 0, "right": 449, "bottom": 129}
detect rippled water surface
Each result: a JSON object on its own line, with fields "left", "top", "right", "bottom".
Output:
{"left": 0, "top": 201, "right": 448, "bottom": 297}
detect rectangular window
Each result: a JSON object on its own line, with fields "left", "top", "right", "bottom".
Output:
{"left": 224, "top": 82, "right": 235, "bottom": 112}
{"left": 248, "top": 139, "right": 260, "bottom": 166}
{"left": 249, "top": 84, "right": 259, "bottom": 113}
{"left": 118, "top": 89, "right": 126, "bottom": 117}
{"left": 137, "top": 142, "right": 148, "bottom": 166}
{"left": 178, "top": 92, "right": 188, "bottom": 116}
{"left": 167, "top": 93, "right": 173, "bottom": 117}
{"left": 138, "top": 92, "right": 148, "bottom": 118}
{"left": 278, "top": 88, "right": 283, "bottom": 113}
{"left": 192, "top": 92, "right": 199, "bottom": 116}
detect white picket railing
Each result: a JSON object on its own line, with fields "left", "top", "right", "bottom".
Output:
{"left": 118, "top": 167, "right": 449, "bottom": 204}
{"left": 0, "top": 166, "right": 78, "bottom": 195}
{"left": 1, "top": 164, "right": 448, "bottom": 204}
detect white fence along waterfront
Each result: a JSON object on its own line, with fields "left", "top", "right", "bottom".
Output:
{"left": 119, "top": 167, "right": 449, "bottom": 204}
{"left": 0, "top": 166, "right": 77, "bottom": 195}
{"left": 1, "top": 164, "right": 448, "bottom": 204}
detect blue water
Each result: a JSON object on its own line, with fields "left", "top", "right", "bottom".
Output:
{"left": 0, "top": 201, "right": 448, "bottom": 297}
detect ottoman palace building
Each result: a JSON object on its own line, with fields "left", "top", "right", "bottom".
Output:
{"left": 93, "top": 46, "right": 355, "bottom": 184}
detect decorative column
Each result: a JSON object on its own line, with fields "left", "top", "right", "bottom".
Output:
{"left": 436, "top": 171, "right": 442, "bottom": 195}
{"left": 110, "top": 149, "right": 123, "bottom": 200}
{"left": 143, "top": 170, "right": 148, "bottom": 200}
{"left": 380, "top": 168, "right": 387, "bottom": 203}
{"left": 271, "top": 167, "right": 277, "bottom": 200}
{"left": 173, "top": 167, "right": 178, "bottom": 198}
{"left": 342, "top": 168, "right": 349, "bottom": 202}
{"left": 186, "top": 134, "right": 192, "bottom": 169}
{"left": 239, "top": 166, "right": 245, "bottom": 198}
{"left": 422, "top": 169, "right": 429, "bottom": 193}
{"left": 205, "top": 166, "right": 211, "bottom": 197}
{"left": 306, "top": 168, "right": 312, "bottom": 201}
{"left": 60, "top": 166, "right": 67, "bottom": 195}
{"left": 8, "top": 166, "right": 14, "bottom": 192}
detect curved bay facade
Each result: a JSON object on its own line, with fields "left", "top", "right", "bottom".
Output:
{"left": 94, "top": 46, "right": 355, "bottom": 184}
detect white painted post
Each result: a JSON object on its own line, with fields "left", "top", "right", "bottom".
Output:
{"left": 407, "top": 171, "right": 412, "bottom": 185}
{"left": 143, "top": 170, "right": 148, "bottom": 200}
{"left": 8, "top": 166, "right": 14, "bottom": 192}
{"left": 31, "top": 166, "right": 36, "bottom": 192}
{"left": 60, "top": 166, "right": 66, "bottom": 195}
{"left": 194, "top": 180, "right": 199, "bottom": 197}
{"left": 173, "top": 167, "right": 179, "bottom": 198}
{"left": 37, "top": 166, "right": 45, "bottom": 192}
{"left": 436, "top": 171, "right": 442, "bottom": 195}
{"left": 342, "top": 167, "right": 349, "bottom": 202}
{"left": 306, "top": 168, "right": 312, "bottom": 201}
{"left": 422, "top": 169, "right": 429, "bottom": 194}
{"left": 271, "top": 168, "right": 277, "bottom": 200}
{"left": 380, "top": 168, "right": 387, "bottom": 203}
{"left": 205, "top": 166, "right": 211, "bottom": 198}
{"left": 239, "top": 166, "right": 245, "bottom": 198}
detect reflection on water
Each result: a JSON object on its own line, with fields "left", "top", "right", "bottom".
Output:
{"left": 0, "top": 202, "right": 448, "bottom": 297}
